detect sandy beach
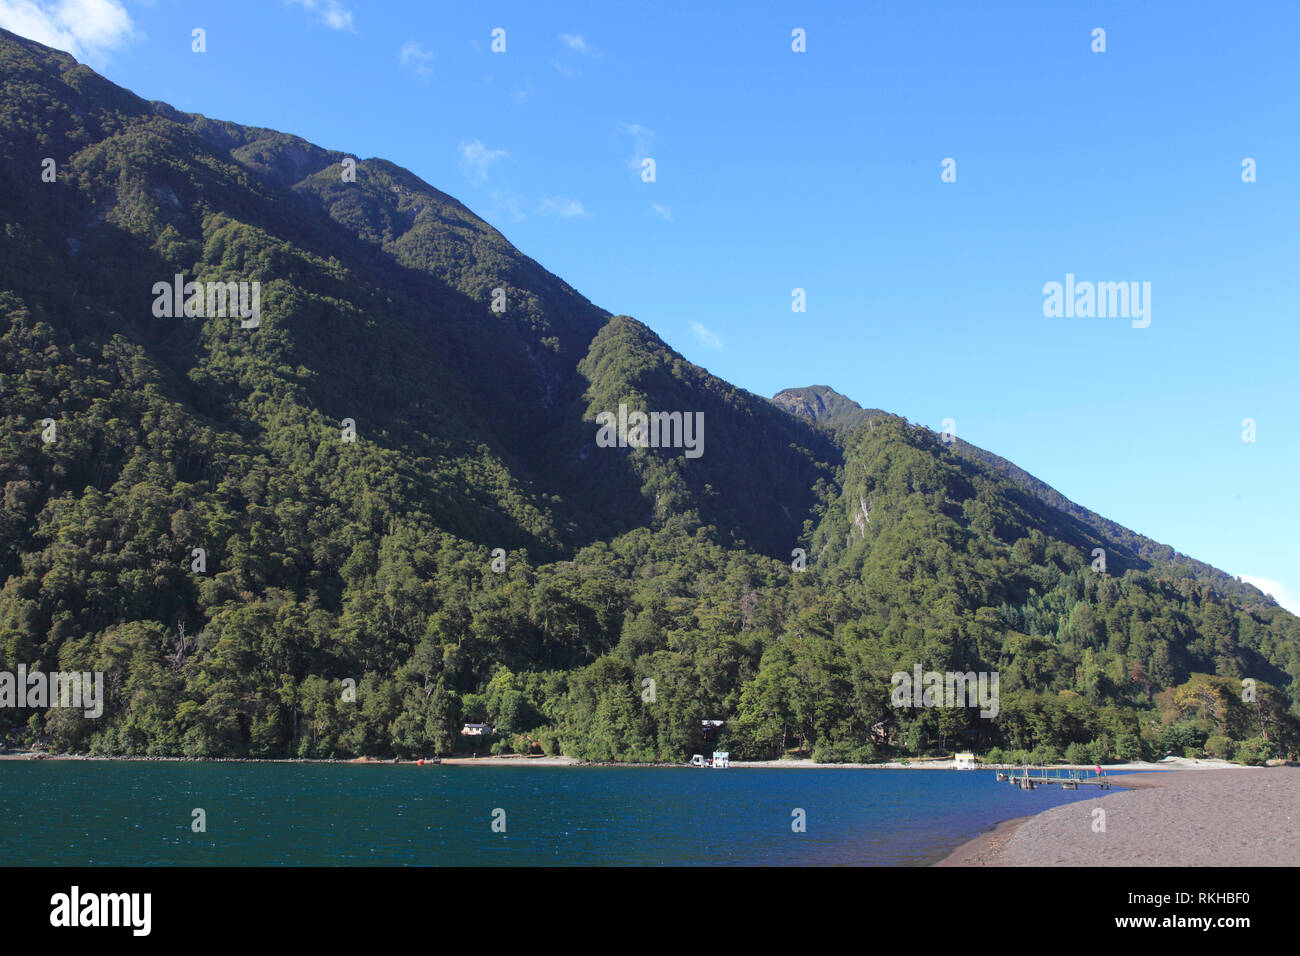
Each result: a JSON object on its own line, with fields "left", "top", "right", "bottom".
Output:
{"left": 939, "top": 765, "right": 1300, "bottom": 866}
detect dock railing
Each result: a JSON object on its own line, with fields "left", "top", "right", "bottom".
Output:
{"left": 993, "top": 765, "right": 1111, "bottom": 790}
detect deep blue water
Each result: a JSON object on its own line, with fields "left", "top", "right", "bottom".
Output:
{"left": 0, "top": 762, "right": 1116, "bottom": 865}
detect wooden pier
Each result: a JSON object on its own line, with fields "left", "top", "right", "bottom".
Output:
{"left": 995, "top": 768, "right": 1113, "bottom": 791}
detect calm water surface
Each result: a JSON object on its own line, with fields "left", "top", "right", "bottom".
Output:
{"left": 0, "top": 763, "right": 1115, "bottom": 865}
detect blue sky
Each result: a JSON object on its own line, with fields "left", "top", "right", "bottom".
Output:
{"left": 4, "top": 1, "right": 1298, "bottom": 612}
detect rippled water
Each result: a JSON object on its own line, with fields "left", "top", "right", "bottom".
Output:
{"left": 0, "top": 762, "right": 1112, "bottom": 865}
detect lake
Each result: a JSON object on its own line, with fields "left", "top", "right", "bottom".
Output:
{"left": 0, "top": 762, "right": 1112, "bottom": 865}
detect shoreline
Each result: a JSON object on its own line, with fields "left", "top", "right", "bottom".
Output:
{"left": 934, "top": 772, "right": 1169, "bottom": 866}
{"left": 0, "top": 749, "right": 582, "bottom": 766}
{"left": 0, "top": 749, "right": 1251, "bottom": 771}
{"left": 937, "top": 766, "right": 1300, "bottom": 866}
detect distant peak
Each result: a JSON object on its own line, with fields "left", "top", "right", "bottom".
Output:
{"left": 772, "top": 385, "right": 884, "bottom": 429}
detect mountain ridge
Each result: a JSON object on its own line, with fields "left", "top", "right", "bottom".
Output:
{"left": 2, "top": 27, "right": 1296, "bottom": 763}
{"left": 771, "top": 384, "right": 1273, "bottom": 611}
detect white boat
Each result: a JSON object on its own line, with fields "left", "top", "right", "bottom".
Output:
{"left": 689, "top": 751, "right": 730, "bottom": 768}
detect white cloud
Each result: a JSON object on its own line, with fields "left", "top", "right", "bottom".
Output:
{"left": 551, "top": 58, "right": 582, "bottom": 78}
{"left": 691, "top": 322, "right": 722, "bottom": 350}
{"left": 287, "top": 0, "right": 354, "bottom": 32}
{"left": 617, "top": 122, "right": 656, "bottom": 176}
{"left": 650, "top": 203, "right": 672, "bottom": 221}
{"left": 0, "top": 0, "right": 134, "bottom": 64}
{"left": 1239, "top": 575, "right": 1300, "bottom": 617}
{"left": 399, "top": 40, "right": 434, "bottom": 79}
{"left": 536, "top": 197, "right": 588, "bottom": 218}
{"left": 513, "top": 80, "right": 536, "bottom": 105}
{"left": 618, "top": 122, "right": 653, "bottom": 144}
{"left": 458, "top": 140, "right": 509, "bottom": 185}
{"left": 559, "top": 32, "right": 599, "bottom": 57}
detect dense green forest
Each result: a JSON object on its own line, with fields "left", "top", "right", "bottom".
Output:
{"left": 2, "top": 29, "right": 1298, "bottom": 765}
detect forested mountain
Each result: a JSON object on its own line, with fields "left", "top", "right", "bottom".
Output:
{"left": 775, "top": 385, "right": 1273, "bottom": 607}
{"left": 2, "top": 28, "right": 1297, "bottom": 763}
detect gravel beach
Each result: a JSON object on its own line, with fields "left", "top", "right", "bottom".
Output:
{"left": 938, "top": 766, "right": 1300, "bottom": 866}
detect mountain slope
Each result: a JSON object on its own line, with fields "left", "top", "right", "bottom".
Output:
{"left": 774, "top": 384, "right": 1277, "bottom": 609}
{"left": 1, "top": 28, "right": 1297, "bottom": 764}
